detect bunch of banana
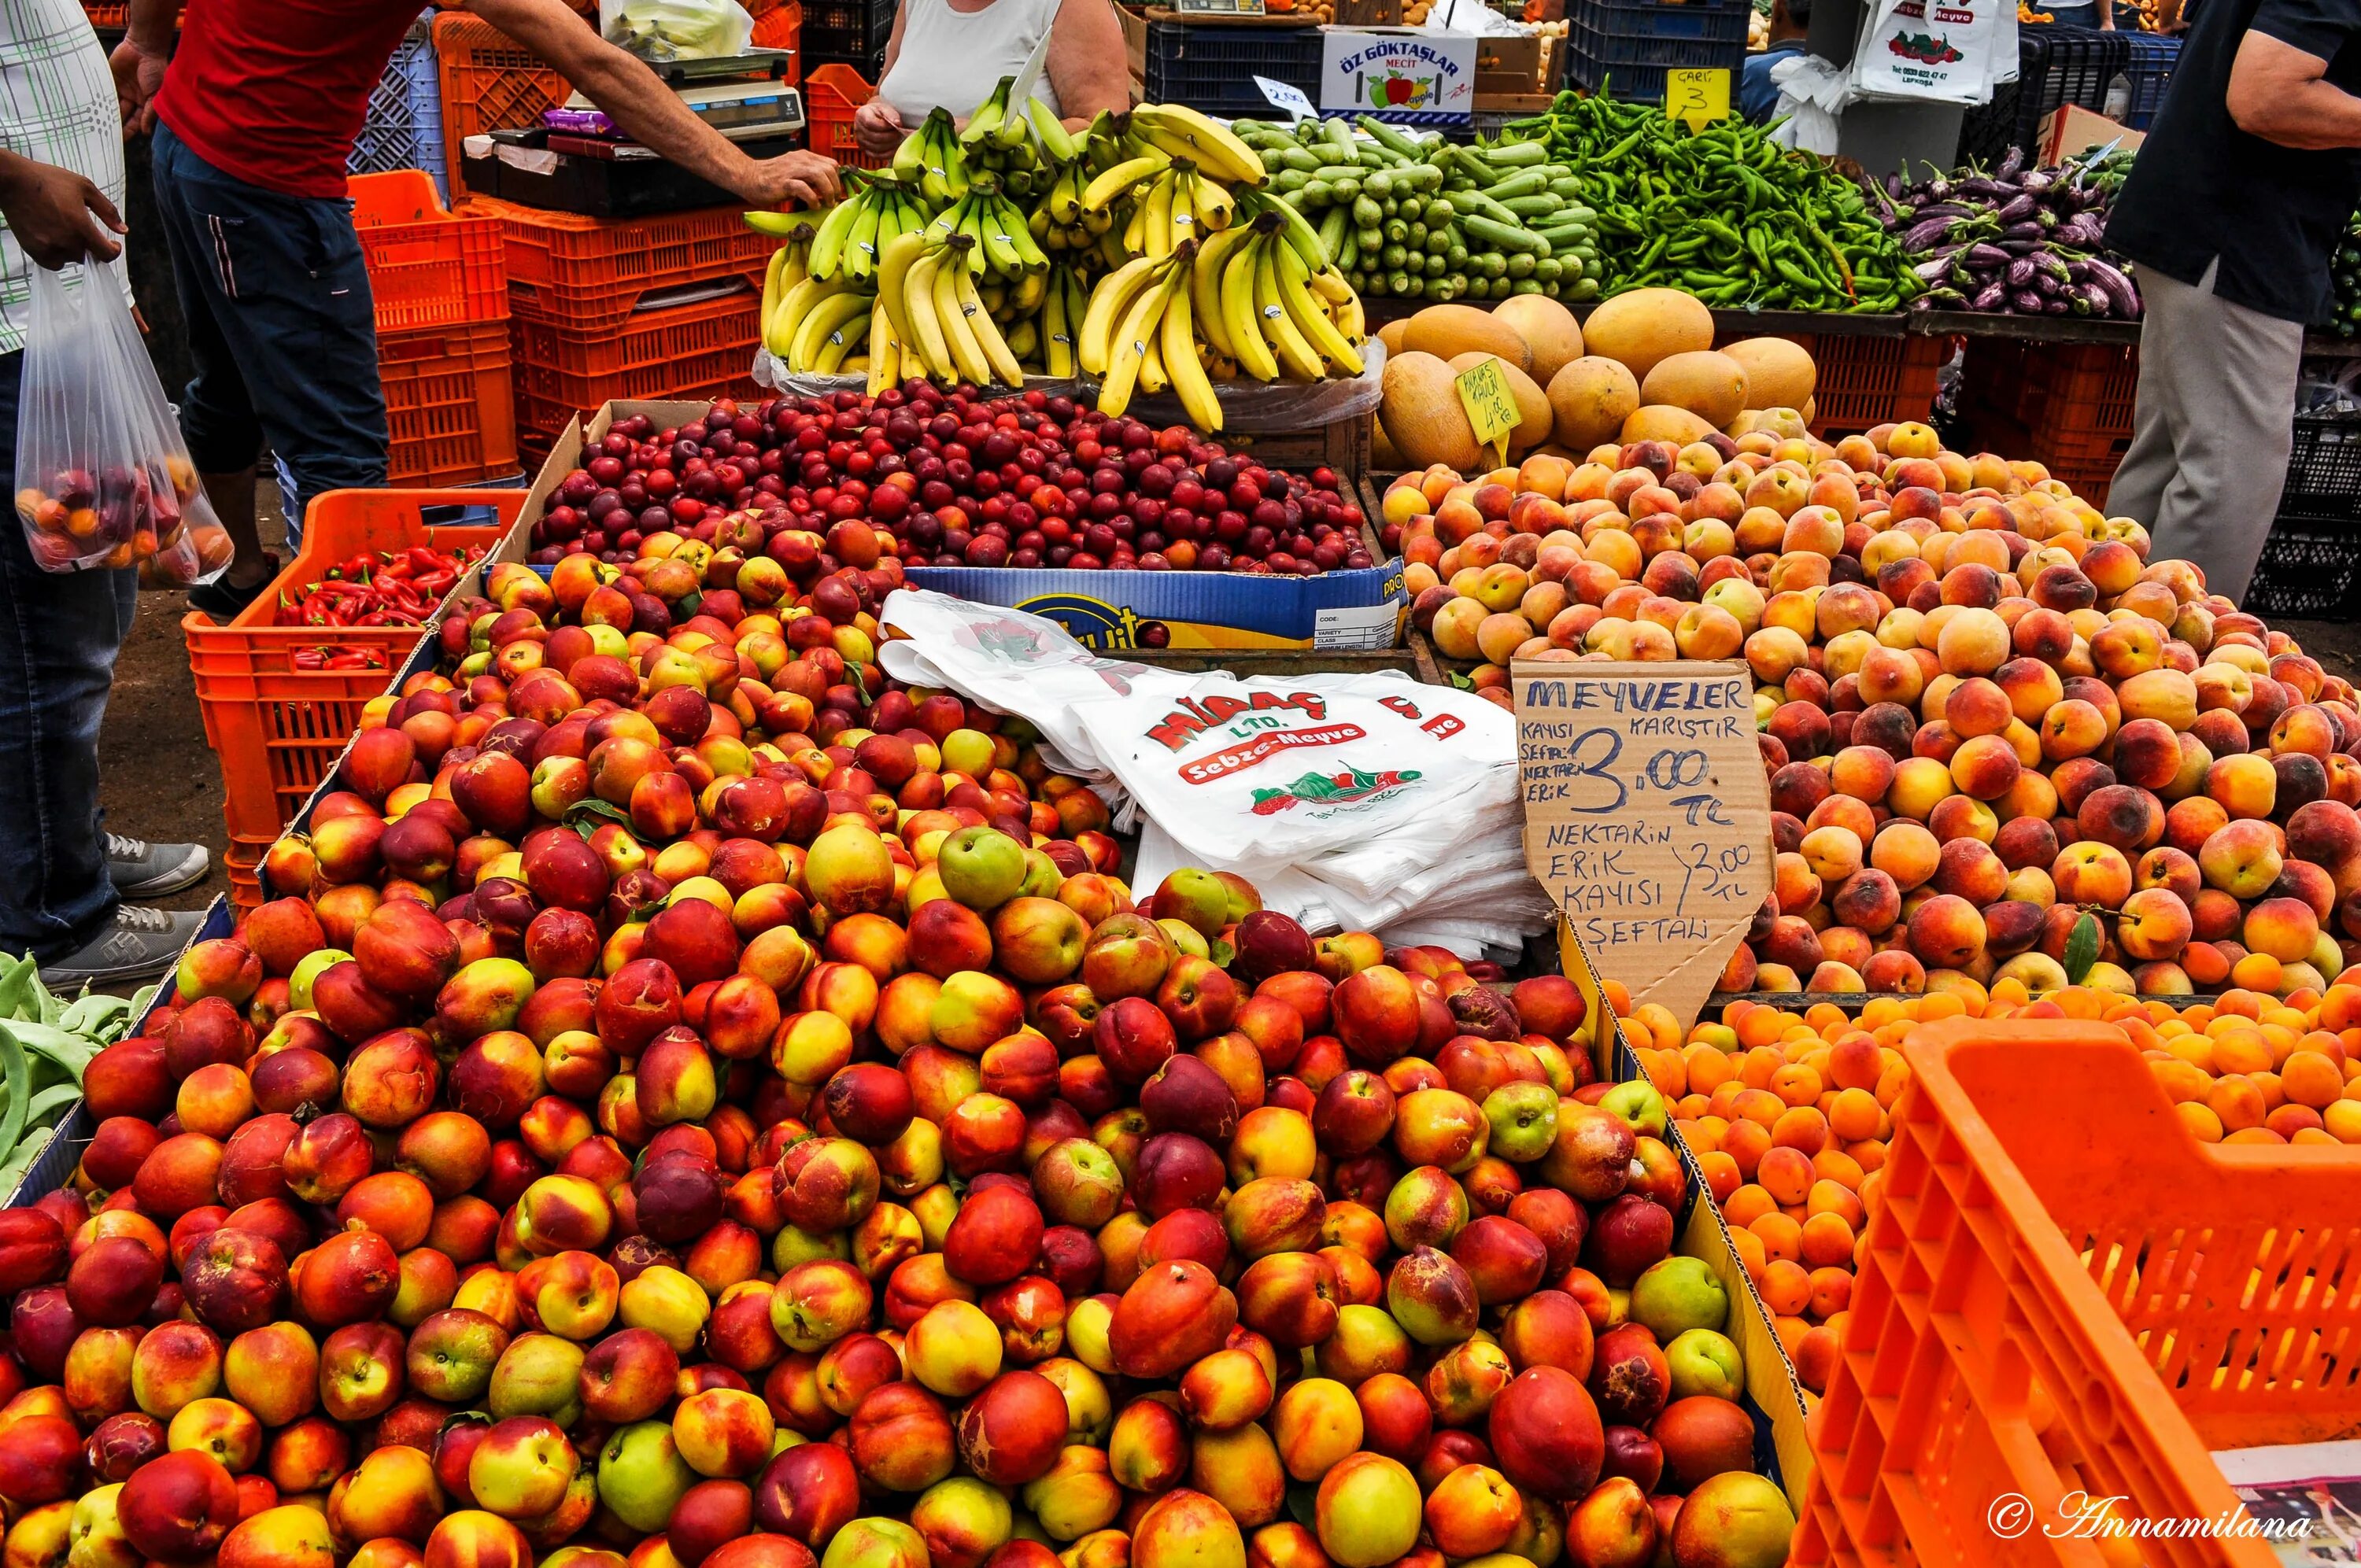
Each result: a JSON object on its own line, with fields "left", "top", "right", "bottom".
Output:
{"left": 1124, "top": 104, "right": 1269, "bottom": 193}
{"left": 1078, "top": 242, "right": 1220, "bottom": 428}
{"left": 956, "top": 76, "right": 1077, "bottom": 197}
{"left": 756, "top": 213, "right": 818, "bottom": 331}
{"left": 764, "top": 264, "right": 877, "bottom": 374}
{"left": 1193, "top": 210, "right": 1365, "bottom": 387}
{"left": 1031, "top": 263, "right": 1092, "bottom": 378}
{"left": 890, "top": 106, "right": 969, "bottom": 205}
{"left": 1123, "top": 157, "right": 1236, "bottom": 261}
{"left": 879, "top": 231, "right": 1026, "bottom": 389}
{"left": 1030, "top": 160, "right": 1118, "bottom": 254}
{"left": 925, "top": 175, "right": 1049, "bottom": 282}
{"left": 807, "top": 172, "right": 935, "bottom": 283}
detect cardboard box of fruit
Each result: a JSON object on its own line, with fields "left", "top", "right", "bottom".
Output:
{"left": 517, "top": 399, "right": 1409, "bottom": 652}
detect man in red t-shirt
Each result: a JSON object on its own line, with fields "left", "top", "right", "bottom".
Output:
{"left": 113, "top": 0, "right": 840, "bottom": 614}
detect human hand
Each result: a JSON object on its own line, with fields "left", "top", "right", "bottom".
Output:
{"left": 0, "top": 154, "right": 126, "bottom": 267}
{"left": 741, "top": 149, "right": 844, "bottom": 208}
{"left": 853, "top": 98, "right": 907, "bottom": 155}
{"left": 107, "top": 39, "right": 168, "bottom": 135}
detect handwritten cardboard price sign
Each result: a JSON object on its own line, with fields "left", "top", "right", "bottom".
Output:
{"left": 1512, "top": 658, "right": 1772, "bottom": 1032}
{"left": 1454, "top": 357, "right": 1520, "bottom": 469}
{"left": 1665, "top": 68, "right": 1731, "bottom": 133}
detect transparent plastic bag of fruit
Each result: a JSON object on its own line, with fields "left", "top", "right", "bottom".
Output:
{"left": 13, "top": 260, "right": 231, "bottom": 581}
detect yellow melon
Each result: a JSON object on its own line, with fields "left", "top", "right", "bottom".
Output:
{"left": 1641, "top": 349, "right": 1750, "bottom": 430}
{"left": 1620, "top": 404, "right": 1717, "bottom": 446}
{"left": 1372, "top": 419, "right": 1405, "bottom": 473}
{"left": 1447, "top": 352, "right": 1552, "bottom": 455}
{"left": 1380, "top": 351, "right": 1483, "bottom": 472}
{"left": 1546, "top": 356, "right": 1641, "bottom": 451}
{"left": 1582, "top": 288, "right": 1716, "bottom": 382}
{"left": 1378, "top": 318, "right": 1411, "bottom": 357}
{"left": 1491, "top": 295, "right": 1585, "bottom": 386}
{"left": 1402, "top": 304, "right": 1533, "bottom": 374}
{"left": 1722, "top": 337, "right": 1816, "bottom": 411}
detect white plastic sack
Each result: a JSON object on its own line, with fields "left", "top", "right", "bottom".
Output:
{"left": 1769, "top": 53, "right": 1850, "bottom": 153}
{"left": 1853, "top": 0, "right": 2008, "bottom": 104}
{"left": 600, "top": 0, "right": 752, "bottom": 59}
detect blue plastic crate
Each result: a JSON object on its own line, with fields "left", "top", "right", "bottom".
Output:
{"left": 2120, "top": 31, "right": 2179, "bottom": 129}
{"left": 1562, "top": 0, "right": 1749, "bottom": 104}
{"left": 349, "top": 13, "right": 449, "bottom": 202}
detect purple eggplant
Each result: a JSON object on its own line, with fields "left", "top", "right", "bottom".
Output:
{"left": 1966, "top": 242, "right": 2014, "bottom": 267}
{"left": 2079, "top": 282, "right": 2112, "bottom": 314}
{"left": 2012, "top": 288, "right": 2046, "bottom": 313}
{"left": 1997, "top": 148, "right": 2024, "bottom": 179}
{"left": 1904, "top": 214, "right": 1960, "bottom": 252}
{"left": 1997, "top": 192, "right": 2040, "bottom": 223}
{"left": 2001, "top": 221, "right": 2045, "bottom": 242}
{"left": 1971, "top": 281, "right": 2008, "bottom": 311}
{"left": 2084, "top": 255, "right": 2141, "bottom": 317}
{"left": 2006, "top": 255, "right": 2039, "bottom": 287}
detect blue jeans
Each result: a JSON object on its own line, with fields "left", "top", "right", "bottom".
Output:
{"left": 150, "top": 122, "right": 388, "bottom": 548}
{"left": 0, "top": 350, "right": 139, "bottom": 959}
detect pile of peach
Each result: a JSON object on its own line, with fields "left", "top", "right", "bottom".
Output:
{"left": 1380, "top": 422, "right": 2361, "bottom": 1000}
{"left": 1617, "top": 974, "right": 2361, "bottom": 1395}
{"left": 0, "top": 488, "right": 1810, "bottom": 1568}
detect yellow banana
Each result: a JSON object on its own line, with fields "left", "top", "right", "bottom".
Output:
{"left": 933, "top": 251, "right": 994, "bottom": 385}
{"left": 1006, "top": 316, "right": 1039, "bottom": 366}
{"left": 1143, "top": 175, "right": 1176, "bottom": 261}
{"left": 1167, "top": 171, "right": 1198, "bottom": 254}
{"left": 1099, "top": 267, "right": 1180, "bottom": 418}
{"left": 1254, "top": 241, "right": 1322, "bottom": 380}
{"left": 1140, "top": 327, "right": 1167, "bottom": 397}
{"left": 790, "top": 290, "right": 873, "bottom": 373}
{"left": 1274, "top": 242, "right": 1362, "bottom": 374}
{"left": 1043, "top": 277, "right": 1073, "bottom": 378}
{"left": 766, "top": 275, "right": 840, "bottom": 360}
{"left": 1161, "top": 288, "right": 1221, "bottom": 432}
{"left": 877, "top": 231, "right": 929, "bottom": 359}
{"left": 1191, "top": 223, "right": 1251, "bottom": 362}
{"left": 1080, "top": 256, "right": 1162, "bottom": 375}
{"left": 1081, "top": 152, "right": 1169, "bottom": 214}
{"left": 954, "top": 264, "right": 1025, "bottom": 388}
{"left": 760, "top": 247, "right": 790, "bottom": 328}
{"left": 812, "top": 295, "right": 874, "bottom": 374}
{"left": 1190, "top": 170, "right": 1232, "bottom": 234}
{"left": 902, "top": 249, "right": 956, "bottom": 381}
{"left": 866, "top": 300, "right": 900, "bottom": 396}
{"left": 1222, "top": 241, "right": 1277, "bottom": 382}
{"left": 1131, "top": 105, "right": 1265, "bottom": 189}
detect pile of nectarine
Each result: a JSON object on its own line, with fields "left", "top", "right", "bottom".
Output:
{"left": 0, "top": 502, "right": 1802, "bottom": 1568}
{"left": 1382, "top": 420, "right": 2361, "bottom": 1001}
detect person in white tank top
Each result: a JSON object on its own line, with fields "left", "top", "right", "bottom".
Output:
{"left": 852, "top": 0, "right": 1130, "bottom": 153}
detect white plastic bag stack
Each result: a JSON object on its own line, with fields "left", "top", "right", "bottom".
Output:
{"left": 878, "top": 589, "right": 1556, "bottom": 957}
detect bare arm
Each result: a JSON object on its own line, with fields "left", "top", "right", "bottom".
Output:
{"left": 108, "top": 0, "right": 182, "bottom": 133}
{"left": 465, "top": 0, "right": 841, "bottom": 205}
{"left": 0, "top": 151, "right": 124, "bottom": 265}
{"left": 1044, "top": 0, "right": 1132, "bottom": 127}
{"left": 854, "top": 2, "right": 915, "bottom": 153}
{"left": 2226, "top": 28, "right": 2361, "bottom": 147}
{"left": 2096, "top": 0, "right": 2113, "bottom": 29}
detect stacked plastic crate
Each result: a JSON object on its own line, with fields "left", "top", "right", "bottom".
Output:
{"left": 350, "top": 14, "right": 451, "bottom": 199}
{"left": 468, "top": 197, "right": 777, "bottom": 458}
{"left": 352, "top": 170, "right": 522, "bottom": 487}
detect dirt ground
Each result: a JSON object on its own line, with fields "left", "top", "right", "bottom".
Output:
{"left": 98, "top": 494, "right": 286, "bottom": 919}
{"left": 94, "top": 500, "right": 2361, "bottom": 921}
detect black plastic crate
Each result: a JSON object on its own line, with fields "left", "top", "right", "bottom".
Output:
{"left": 1958, "top": 24, "right": 2130, "bottom": 165}
{"left": 1561, "top": 0, "right": 1748, "bottom": 104}
{"left": 801, "top": 0, "right": 894, "bottom": 68}
{"left": 1143, "top": 19, "right": 1325, "bottom": 119}
{"left": 2278, "top": 409, "right": 2361, "bottom": 521}
{"left": 2119, "top": 31, "right": 2179, "bottom": 129}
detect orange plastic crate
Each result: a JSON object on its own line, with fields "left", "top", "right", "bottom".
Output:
{"left": 1798, "top": 1018, "right": 2361, "bottom": 1568}
{"left": 1801, "top": 332, "right": 1945, "bottom": 435}
{"left": 804, "top": 63, "right": 891, "bottom": 171}
{"left": 467, "top": 194, "right": 781, "bottom": 330}
{"left": 186, "top": 489, "right": 525, "bottom": 841}
{"left": 753, "top": 0, "right": 801, "bottom": 72}
{"left": 1964, "top": 338, "right": 2140, "bottom": 446}
{"left": 434, "top": 14, "right": 572, "bottom": 201}
{"left": 352, "top": 169, "right": 508, "bottom": 334}
{"left": 224, "top": 834, "right": 271, "bottom": 917}
{"left": 382, "top": 318, "right": 521, "bottom": 487}
{"left": 511, "top": 290, "right": 763, "bottom": 445}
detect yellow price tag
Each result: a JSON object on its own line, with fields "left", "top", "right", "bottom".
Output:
{"left": 1665, "top": 68, "right": 1731, "bottom": 133}
{"left": 1454, "top": 357, "right": 1520, "bottom": 470}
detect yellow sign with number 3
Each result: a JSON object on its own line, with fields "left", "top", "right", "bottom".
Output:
{"left": 1454, "top": 357, "right": 1520, "bottom": 469}
{"left": 1666, "top": 68, "right": 1731, "bottom": 134}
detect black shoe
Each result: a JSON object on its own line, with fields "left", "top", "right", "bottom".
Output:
{"left": 188, "top": 552, "right": 279, "bottom": 621}
{"left": 38, "top": 906, "right": 210, "bottom": 988}
{"left": 108, "top": 834, "right": 212, "bottom": 898}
